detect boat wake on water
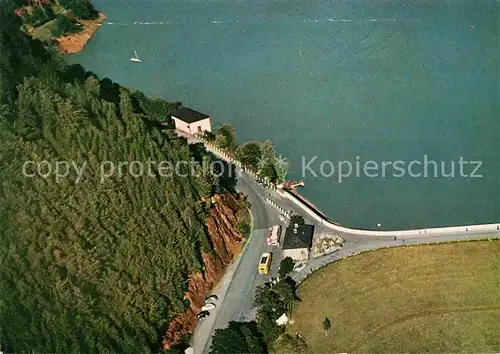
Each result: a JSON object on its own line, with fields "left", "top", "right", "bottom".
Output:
{"left": 103, "top": 18, "right": 399, "bottom": 26}
{"left": 107, "top": 21, "right": 168, "bottom": 25}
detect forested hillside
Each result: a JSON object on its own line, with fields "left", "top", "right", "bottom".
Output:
{"left": 0, "top": 3, "right": 245, "bottom": 352}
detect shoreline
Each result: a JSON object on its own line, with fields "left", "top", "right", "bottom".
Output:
{"left": 290, "top": 187, "right": 500, "bottom": 232}
{"left": 56, "top": 12, "right": 106, "bottom": 54}
{"left": 194, "top": 133, "right": 500, "bottom": 234}
{"left": 278, "top": 186, "right": 500, "bottom": 236}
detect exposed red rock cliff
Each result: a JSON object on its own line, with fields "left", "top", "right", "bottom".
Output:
{"left": 163, "top": 193, "right": 248, "bottom": 350}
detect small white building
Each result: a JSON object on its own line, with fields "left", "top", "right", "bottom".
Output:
{"left": 282, "top": 224, "right": 314, "bottom": 262}
{"left": 171, "top": 107, "right": 212, "bottom": 135}
{"left": 275, "top": 313, "right": 289, "bottom": 326}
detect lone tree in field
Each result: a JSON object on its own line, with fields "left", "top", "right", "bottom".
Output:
{"left": 290, "top": 214, "right": 305, "bottom": 225}
{"left": 278, "top": 257, "right": 294, "bottom": 278}
{"left": 322, "top": 317, "right": 331, "bottom": 336}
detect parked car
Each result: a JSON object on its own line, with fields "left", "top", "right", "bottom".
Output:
{"left": 270, "top": 276, "right": 280, "bottom": 285}
{"left": 205, "top": 294, "right": 219, "bottom": 302}
{"left": 201, "top": 302, "right": 216, "bottom": 311}
{"left": 293, "top": 262, "right": 307, "bottom": 272}
{"left": 196, "top": 311, "right": 210, "bottom": 320}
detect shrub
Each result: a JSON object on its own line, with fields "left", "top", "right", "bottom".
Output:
{"left": 289, "top": 214, "right": 305, "bottom": 225}
{"left": 236, "top": 219, "right": 251, "bottom": 237}
{"left": 278, "top": 257, "right": 294, "bottom": 278}
{"left": 235, "top": 141, "right": 261, "bottom": 167}
{"left": 70, "top": 0, "right": 98, "bottom": 20}
{"left": 58, "top": 0, "right": 98, "bottom": 20}
{"left": 214, "top": 124, "right": 237, "bottom": 151}
{"left": 57, "top": 0, "right": 73, "bottom": 9}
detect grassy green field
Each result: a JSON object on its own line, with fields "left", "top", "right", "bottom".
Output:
{"left": 288, "top": 241, "right": 500, "bottom": 353}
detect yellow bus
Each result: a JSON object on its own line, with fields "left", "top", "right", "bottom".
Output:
{"left": 258, "top": 252, "right": 272, "bottom": 275}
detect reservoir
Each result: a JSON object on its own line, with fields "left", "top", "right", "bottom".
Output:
{"left": 71, "top": 0, "right": 499, "bottom": 230}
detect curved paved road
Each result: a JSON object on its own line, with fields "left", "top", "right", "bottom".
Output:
{"left": 248, "top": 174, "right": 500, "bottom": 284}
{"left": 190, "top": 170, "right": 282, "bottom": 354}
{"left": 192, "top": 168, "right": 499, "bottom": 353}
{"left": 182, "top": 132, "right": 499, "bottom": 353}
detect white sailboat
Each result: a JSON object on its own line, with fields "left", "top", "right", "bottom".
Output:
{"left": 130, "top": 50, "right": 141, "bottom": 63}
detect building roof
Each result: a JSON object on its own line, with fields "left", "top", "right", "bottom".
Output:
{"left": 171, "top": 107, "right": 210, "bottom": 124}
{"left": 282, "top": 224, "right": 314, "bottom": 250}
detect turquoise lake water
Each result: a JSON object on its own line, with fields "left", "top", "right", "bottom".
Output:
{"left": 71, "top": 0, "right": 499, "bottom": 230}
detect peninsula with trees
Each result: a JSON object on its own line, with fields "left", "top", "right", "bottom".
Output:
{"left": 13, "top": 0, "right": 105, "bottom": 54}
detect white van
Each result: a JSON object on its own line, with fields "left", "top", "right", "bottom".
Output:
{"left": 267, "top": 225, "right": 282, "bottom": 246}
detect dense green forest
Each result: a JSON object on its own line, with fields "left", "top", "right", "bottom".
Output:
{"left": 0, "top": 3, "right": 235, "bottom": 352}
